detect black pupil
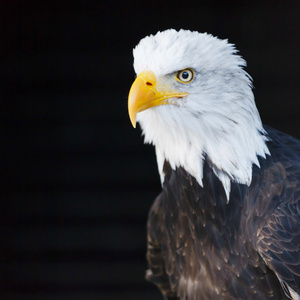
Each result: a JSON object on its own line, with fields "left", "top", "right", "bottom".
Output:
{"left": 181, "top": 71, "right": 189, "bottom": 80}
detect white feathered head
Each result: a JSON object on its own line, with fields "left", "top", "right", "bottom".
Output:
{"left": 128, "top": 29, "right": 269, "bottom": 199}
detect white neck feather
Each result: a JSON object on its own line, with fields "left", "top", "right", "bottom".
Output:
{"left": 137, "top": 88, "right": 270, "bottom": 201}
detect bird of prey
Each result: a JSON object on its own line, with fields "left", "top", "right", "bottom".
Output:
{"left": 127, "top": 29, "right": 300, "bottom": 300}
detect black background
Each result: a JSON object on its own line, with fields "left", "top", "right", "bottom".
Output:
{"left": 2, "top": 1, "right": 300, "bottom": 299}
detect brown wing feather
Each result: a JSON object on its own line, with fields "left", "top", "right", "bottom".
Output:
{"left": 257, "top": 161, "right": 300, "bottom": 298}
{"left": 146, "top": 192, "right": 180, "bottom": 299}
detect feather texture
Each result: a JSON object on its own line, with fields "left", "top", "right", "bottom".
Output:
{"left": 146, "top": 127, "right": 300, "bottom": 299}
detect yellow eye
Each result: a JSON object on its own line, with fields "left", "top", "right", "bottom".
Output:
{"left": 176, "top": 68, "right": 194, "bottom": 83}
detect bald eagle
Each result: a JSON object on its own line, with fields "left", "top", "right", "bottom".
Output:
{"left": 128, "top": 29, "right": 300, "bottom": 300}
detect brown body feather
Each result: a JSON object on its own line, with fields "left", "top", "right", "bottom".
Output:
{"left": 146, "top": 126, "right": 300, "bottom": 299}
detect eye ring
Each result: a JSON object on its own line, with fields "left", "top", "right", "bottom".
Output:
{"left": 176, "top": 68, "right": 194, "bottom": 83}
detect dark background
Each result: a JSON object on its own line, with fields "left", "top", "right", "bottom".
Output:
{"left": 2, "top": 1, "right": 300, "bottom": 299}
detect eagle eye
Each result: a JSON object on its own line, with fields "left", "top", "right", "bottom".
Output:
{"left": 176, "top": 68, "right": 194, "bottom": 83}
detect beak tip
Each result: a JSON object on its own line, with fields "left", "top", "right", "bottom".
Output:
{"left": 129, "top": 114, "right": 137, "bottom": 128}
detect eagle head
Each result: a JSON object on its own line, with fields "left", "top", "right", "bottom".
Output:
{"left": 128, "top": 29, "right": 269, "bottom": 199}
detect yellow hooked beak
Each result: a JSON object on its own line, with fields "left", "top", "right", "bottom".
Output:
{"left": 128, "top": 70, "right": 189, "bottom": 127}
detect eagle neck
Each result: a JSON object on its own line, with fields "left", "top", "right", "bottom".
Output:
{"left": 138, "top": 99, "right": 270, "bottom": 201}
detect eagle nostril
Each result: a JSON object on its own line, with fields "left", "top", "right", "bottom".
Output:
{"left": 146, "top": 82, "right": 153, "bottom": 86}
